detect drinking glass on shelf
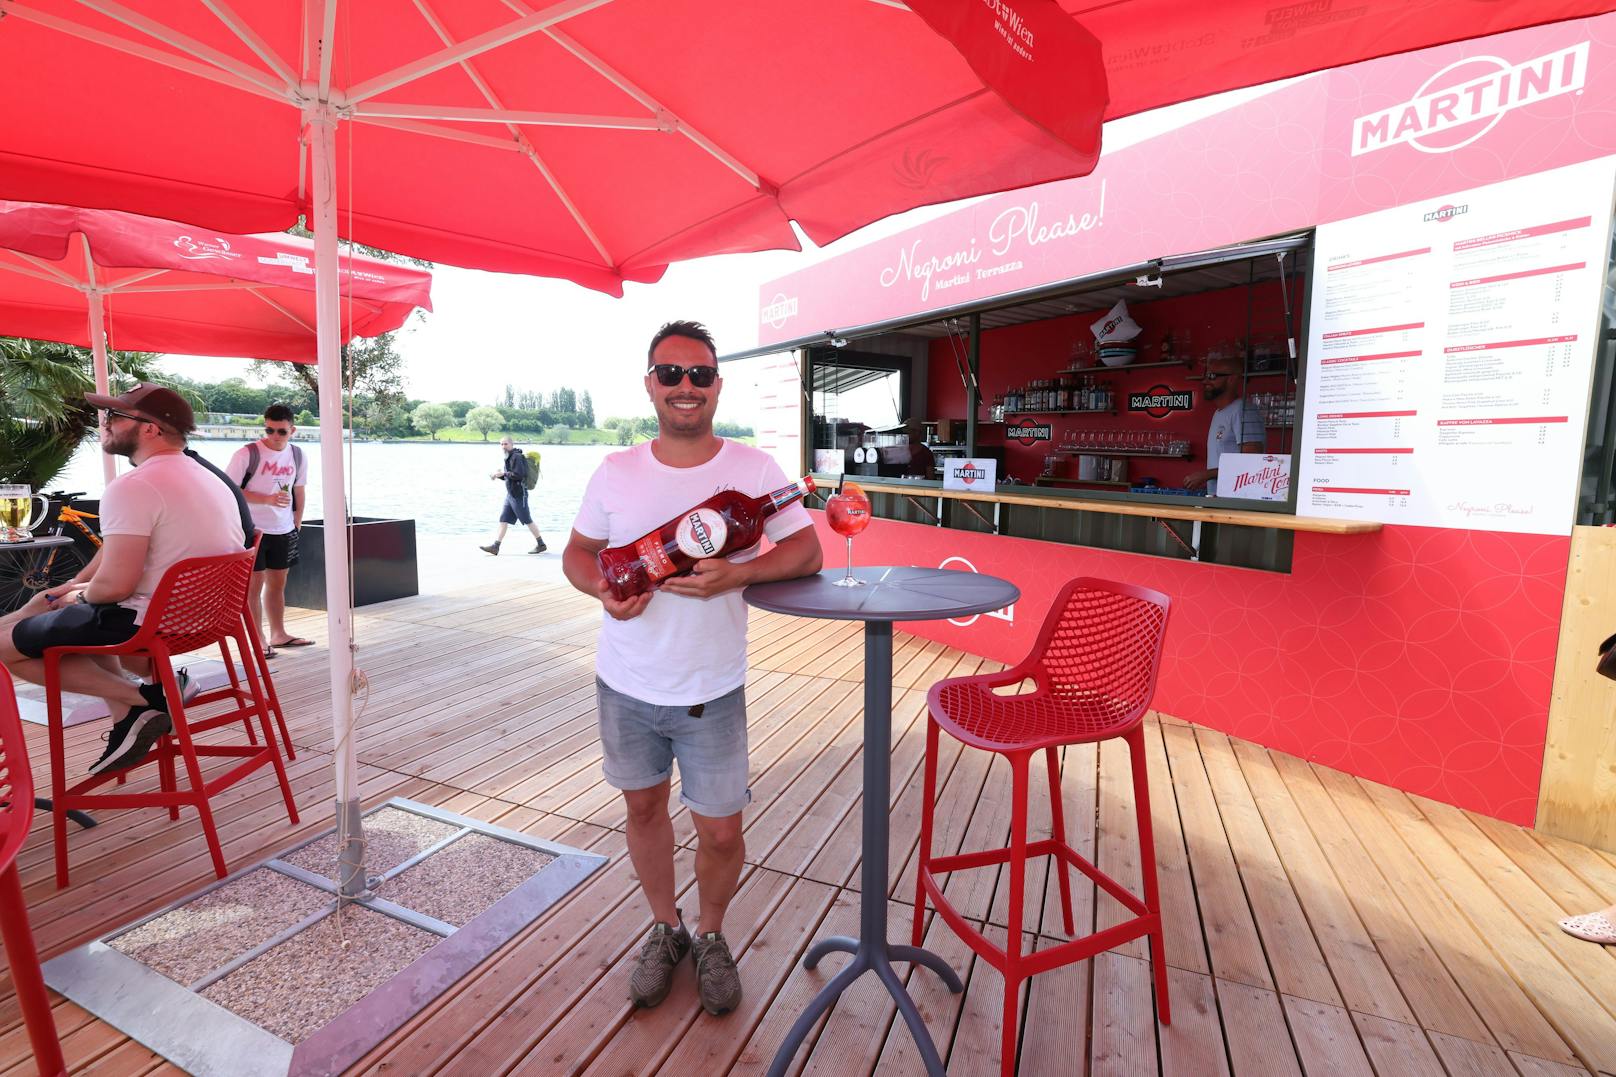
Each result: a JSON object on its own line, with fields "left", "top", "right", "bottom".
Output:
{"left": 825, "top": 482, "right": 872, "bottom": 587}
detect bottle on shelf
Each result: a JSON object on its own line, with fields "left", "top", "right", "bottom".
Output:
{"left": 597, "top": 476, "right": 816, "bottom": 600}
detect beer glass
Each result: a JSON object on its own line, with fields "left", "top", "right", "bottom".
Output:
{"left": 0, "top": 485, "right": 48, "bottom": 542}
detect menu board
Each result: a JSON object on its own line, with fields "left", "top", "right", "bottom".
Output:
{"left": 1298, "top": 157, "right": 1616, "bottom": 534}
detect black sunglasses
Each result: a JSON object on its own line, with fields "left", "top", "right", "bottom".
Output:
{"left": 264, "top": 424, "right": 290, "bottom": 435}
{"left": 649, "top": 363, "right": 718, "bottom": 389}
{"left": 101, "top": 408, "right": 147, "bottom": 425}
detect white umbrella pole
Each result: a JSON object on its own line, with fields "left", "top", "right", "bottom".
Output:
{"left": 309, "top": 110, "right": 366, "bottom": 899}
{"left": 86, "top": 297, "right": 115, "bottom": 485}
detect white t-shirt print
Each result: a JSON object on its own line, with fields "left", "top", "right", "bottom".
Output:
{"left": 226, "top": 441, "right": 307, "bottom": 535}
{"left": 573, "top": 440, "right": 812, "bottom": 706}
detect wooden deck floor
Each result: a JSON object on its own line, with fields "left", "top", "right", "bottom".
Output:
{"left": 3, "top": 568, "right": 1616, "bottom": 1076}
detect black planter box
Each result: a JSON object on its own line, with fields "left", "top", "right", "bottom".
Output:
{"left": 285, "top": 517, "right": 418, "bottom": 610}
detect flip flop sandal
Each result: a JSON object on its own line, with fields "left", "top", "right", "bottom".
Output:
{"left": 1558, "top": 913, "right": 1616, "bottom": 945}
{"left": 274, "top": 637, "right": 316, "bottom": 648}
{"left": 263, "top": 646, "right": 277, "bottom": 660}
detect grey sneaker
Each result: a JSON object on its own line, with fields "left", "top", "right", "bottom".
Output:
{"left": 628, "top": 915, "right": 691, "bottom": 1009}
{"left": 691, "top": 931, "right": 742, "bottom": 1016}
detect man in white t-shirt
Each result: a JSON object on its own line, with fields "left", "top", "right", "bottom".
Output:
{"left": 226, "top": 404, "right": 309, "bottom": 656}
{"left": 564, "top": 321, "right": 821, "bottom": 1017}
{"left": 1185, "top": 353, "right": 1264, "bottom": 494}
{"left": 0, "top": 384, "right": 243, "bottom": 775}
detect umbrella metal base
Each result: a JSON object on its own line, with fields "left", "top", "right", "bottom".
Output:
{"left": 43, "top": 797, "right": 606, "bottom": 1077}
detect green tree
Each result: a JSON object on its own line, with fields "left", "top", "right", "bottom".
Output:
{"left": 579, "top": 389, "right": 595, "bottom": 428}
{"left": 364, "top": 400, "right": 410, "bottom": 438}
{"left": 256, "top": 332, "right": 406, "bottom": 408}
{"left": 446, "top": 399, "right": 476, "bottom": 420}
{"left": 0, "top": 338, "right": 165, "bottom": 489}
{"left": 543, "top": 423, "right": 571, "bottom": 445}
{"left": 463, "top": 405, "right": 504, "bottom": 441}
{"left": 296, "top": 409, "right": 316, "bottom": 426}
{"left": 411, "top": 402, "right": 455, "bottom": 440}
{"left": 202, "top": 376, "right": 268, "bottom": 415}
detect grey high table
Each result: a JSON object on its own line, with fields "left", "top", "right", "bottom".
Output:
{"left": 744, "top": 565, "right": 1020, "bottom": 1077}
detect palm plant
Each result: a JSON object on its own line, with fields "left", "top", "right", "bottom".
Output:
{"left": 0, "top": 337, "right": 165, "bottom": 489}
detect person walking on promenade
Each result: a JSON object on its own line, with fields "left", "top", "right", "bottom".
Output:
{"left": 226, "top": 404, "right": 309, "bottom": 656}
{"left": 563, "top": 320, "right": 822, "bottom": 1016}
{"left": 481, "top": 436, "right": 545, "bottom": 555}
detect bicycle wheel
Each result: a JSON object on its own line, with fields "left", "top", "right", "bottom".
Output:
{"left": 0, "top": 544, "right": 89, "bottom": 616}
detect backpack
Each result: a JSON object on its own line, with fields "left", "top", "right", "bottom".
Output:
{"left": 522, "top": 450, "right": 541, "bottom": 491}
{"left": 242, "top": 442, "right": 303, "bottom": 490}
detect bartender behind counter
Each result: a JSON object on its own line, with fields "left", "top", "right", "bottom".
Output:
{"left": 1184, "top": 353, "right": 1263, "bottom": 493}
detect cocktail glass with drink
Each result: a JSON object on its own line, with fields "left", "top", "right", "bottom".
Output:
{"left": 824, "top": 482, "right": 872, "bottom": 587}
{"left": 0, "top": 485, "right": 47, "bottom": 543}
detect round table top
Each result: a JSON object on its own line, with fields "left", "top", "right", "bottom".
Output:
{"left": 744, "top": 565, "right": 1019, "bottom": 623}
{"left": 0, "top": 535, "right": 75, "bottom": 554}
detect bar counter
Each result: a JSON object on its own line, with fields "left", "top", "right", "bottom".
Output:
{"left": 830, "top": 476, "right": 1382, "bottom": 535}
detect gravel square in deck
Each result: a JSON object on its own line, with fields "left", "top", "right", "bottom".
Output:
{"left": 280, "top": 805, "right": 459, "bottom": 879}
{"left": 198, "top": 905, "right": 438, "bottom": 1043}
{"left": 383, "top": 833, "right": 555, "bottom": 927}
{"left": 108, "top": 869, "right": 331, "bottom": 987}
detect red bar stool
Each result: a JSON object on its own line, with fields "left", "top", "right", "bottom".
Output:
{"left": 44, "top": 548, "right": 300, "bottom": 887}
{"left": 913, "top": 577, "right": 1172, "bottom": 1075}
{"left": 0, "top": 666, "right": 67, "bottom": 1077}
{"left": 184, "top": 604, "right": 296, "bottom": 761}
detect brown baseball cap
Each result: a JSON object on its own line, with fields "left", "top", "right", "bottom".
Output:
{"left": 84, "top": 383, "right": 196, "bottom": 434}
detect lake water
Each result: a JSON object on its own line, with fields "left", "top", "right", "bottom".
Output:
{"left": 58, "top": 439, "right": 618, "bottom": 539}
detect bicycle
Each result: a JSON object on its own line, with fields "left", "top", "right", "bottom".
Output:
{"left": 0, "top": 491, "right": 102, "bottom": 615}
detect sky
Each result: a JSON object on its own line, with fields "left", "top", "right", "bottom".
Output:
{"left": 156, "top": 79, "right": 1297, "bottom": 426}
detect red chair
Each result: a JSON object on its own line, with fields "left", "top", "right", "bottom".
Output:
{"left": 184, "top": 603, "right": 296, "bottom": 761}
{"left": 0, "top": 666, "right": 67, "bottom": 1077}
{"left": 44, "top": 548, "right": 300, "bottom": 887}
{"left": 913, "top": 577, "right": 1172, "bottom": 1076}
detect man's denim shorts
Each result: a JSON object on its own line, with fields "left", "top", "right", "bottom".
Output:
{"left": 595, "top": 677, "right": 751, "bottom": 818}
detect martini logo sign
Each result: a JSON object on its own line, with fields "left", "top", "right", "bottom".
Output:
{"left": 1424, "top": 203, "right": 1469, "bottom": 223}
{"left": 760, "top": 293, "right": 798, "bottom": 331}
{"left": 944, "top": 458, "right": 997, "bottom": 492}
{"left": 1128, "top": 384, "right": 1194, "bottom": 418}
{"left": 1007, "top": 418, "right": 1052, "bottom": 445}
{"left": 173, "top": 235, "right": 241, "bottom": 261}
{"left": 1352, "top": 41, "right": 1588, "bottom": 157}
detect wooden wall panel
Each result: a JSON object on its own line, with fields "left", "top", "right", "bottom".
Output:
{"left": 1537, "top": 524, "right": 1616, "bottom": 851}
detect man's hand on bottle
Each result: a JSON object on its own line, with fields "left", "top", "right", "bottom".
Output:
{"left": 660, "top": 558, "right": 747, "bottom": 599}
{"left": 595, "top": 577, "right": 651, "bottom": 620}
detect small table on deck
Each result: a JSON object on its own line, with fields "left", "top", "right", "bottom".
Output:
{"left": 744, "top": 565, "right": 1020, "bottom": 1077}
{"left": 0, "top": 535, "right": 95, "bottom": 826}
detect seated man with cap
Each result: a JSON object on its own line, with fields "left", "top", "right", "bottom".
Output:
{"left": 0, "top": 384, "right": 244, "bottom": 774}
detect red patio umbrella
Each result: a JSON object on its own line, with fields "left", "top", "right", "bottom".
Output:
{"left": 0, "top": 200, "right": 431, "bottom": 482}
{"left": 0, "top": 200, "right": 431, "bottom": 364}
{"left": 0, "top": 2, "right": 1600, "bottom": 293}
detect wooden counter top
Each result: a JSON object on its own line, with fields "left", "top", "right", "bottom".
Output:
{"left": 819, "top": 476, "right": 1382, "bottom": 535}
